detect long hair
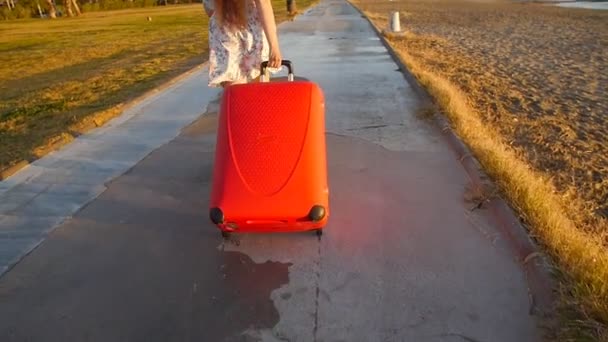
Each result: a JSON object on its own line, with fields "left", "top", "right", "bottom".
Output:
{"left": 213, "top": 0, "right": 248, "bottom": 30}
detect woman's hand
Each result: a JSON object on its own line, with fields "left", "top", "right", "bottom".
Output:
{"left": 268, "top": 44, "right": 282, "bottom": 69}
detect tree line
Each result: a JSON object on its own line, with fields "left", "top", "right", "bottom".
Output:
{"left": 1, "top": 0, "right": 202, "bottom": 20}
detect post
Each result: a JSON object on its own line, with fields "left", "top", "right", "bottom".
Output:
{"left": 390, "top": 11, "right": 401, "bottom": 32}
{"left": 287, "top": 0, "right": 296, "bottom": 15}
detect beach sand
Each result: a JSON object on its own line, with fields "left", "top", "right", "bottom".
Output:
{"left": 355, "top": 0, "right": 608, "bottom": 235}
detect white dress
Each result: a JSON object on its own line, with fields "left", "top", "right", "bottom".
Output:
{"left": 203, "top": 0, "right": 272, "bottom": 87}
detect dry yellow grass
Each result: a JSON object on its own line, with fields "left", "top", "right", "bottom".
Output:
{"left": 350, "top": 0, "right": 608, "bottom": 340}
{"left": 0, "top": 1, "right": 315, "bottom": 176}
{"left": 0, "top": 5, "right": 209, "bottom": 174}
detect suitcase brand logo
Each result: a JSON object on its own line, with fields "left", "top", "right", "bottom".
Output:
{"left": 256, "top": 133, "right": 277, "bottom": 144}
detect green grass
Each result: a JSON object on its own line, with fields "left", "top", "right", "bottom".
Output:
{"left": 0, "top": 1, "right": 314, "bottom": 173}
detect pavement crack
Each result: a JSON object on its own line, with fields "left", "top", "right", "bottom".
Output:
{"left": 463, "top": 210, "right": 500, "bottom": 245}
{"left": 439, "top": 333, "right": 483, "bottom": 342}
{"left": 6, "top": 184, "right": 51, "bottom": 214}
{"left": 313, "top": 238, "right": 322, "bottom": 342}
{"left": 346, "top": 124, "right": 390, "bottom": 131}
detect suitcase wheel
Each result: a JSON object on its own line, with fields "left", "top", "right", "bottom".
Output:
{"left": 210, "top": 207, "right": 224, "bottom": 225}
{"left": 308, "top": 205, "right": 327, "bottom": 222}
{"left": 315, "top": 229, "right": 323, "bottom": 237}
{"left": 221, "top": 230, "right": 231, "bottom": 239}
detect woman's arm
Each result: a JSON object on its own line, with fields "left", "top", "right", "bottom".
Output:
{"left": 255, "top": 0, "right": 282, "bottom": 68}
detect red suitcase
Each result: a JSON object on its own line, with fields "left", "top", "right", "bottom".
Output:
{"left": 208, "top": 61, "right": 329, "bottom": 237}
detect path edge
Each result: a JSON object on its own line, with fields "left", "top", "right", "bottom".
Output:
{"left": 347, "top": 0, "right": 558, "bottom": 329}
{"left": 0, "top": 62, "right": 208, "bottom": 182}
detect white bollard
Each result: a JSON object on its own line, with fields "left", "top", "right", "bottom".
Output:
{"left": 390, "top": 11, "right": 401, "bottom": 32}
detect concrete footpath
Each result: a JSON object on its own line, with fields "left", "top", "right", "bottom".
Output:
{"left": 0, "top": 0, "right": 547, "bottom": 341}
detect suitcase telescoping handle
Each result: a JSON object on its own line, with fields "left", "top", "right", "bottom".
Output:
{"left": 260, "top": 60, "right": 295, "bottom": 82}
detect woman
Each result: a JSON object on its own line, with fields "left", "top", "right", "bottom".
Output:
{"left": 203, "top": 0, "right": 283, "bottom": 88}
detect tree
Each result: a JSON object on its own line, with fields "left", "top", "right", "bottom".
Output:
{"left": 6, "top": 0, "right": 15, "bottom": 10}
{"left": 45, "top": 0, "right": 57, "bottom": 18}
{"left": 63, "top": 0, "right": 81, "bottom": 16}
{"left": 287, "top": 0, "right": 296, "bottom": 15}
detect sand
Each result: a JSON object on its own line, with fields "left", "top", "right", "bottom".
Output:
{"left": 354, "top": 0, "right": 608, "bottom": 236}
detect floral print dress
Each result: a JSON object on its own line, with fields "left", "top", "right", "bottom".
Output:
{"left": 203, "top": 0, "right": 273, "bottom": 87}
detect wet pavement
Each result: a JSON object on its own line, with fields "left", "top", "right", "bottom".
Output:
{"left": 0, "top": 0, "right": 545, "bottom": 341}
